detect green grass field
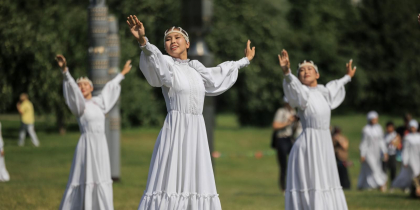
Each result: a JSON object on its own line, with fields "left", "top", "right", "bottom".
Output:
{"left": 0, "top": 114, "right": 419, "bottom": 209}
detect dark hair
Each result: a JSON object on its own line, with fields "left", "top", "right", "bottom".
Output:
{"left": 332, "top": 126, "right": 341, "bottom": 135}
{"left": 164, "top": 27, "right": 190, "bottom": 52}
{"left": 403, "top": 113, "right": 412, "bottom": 123}
{"left": 386, "top": 121, "right": 394, "bottom": 127}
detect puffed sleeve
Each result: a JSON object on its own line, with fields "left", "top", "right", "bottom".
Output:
{"left": 63, "top": 69, "right": 86, "bottom": 117}
{"left": 93, "top": 73, "right": 124, "bottom": 114}
{"left": 324, "top": 75, "right": 351, "bottom": 110}
{"left": 282, "top": 72, "right": 310, "bottom": 110}
{"left": 188, "top": 57, "right": 249, "bottom": 96}
{"left": 139, "top": 40, "right": 174, "bottom": 87}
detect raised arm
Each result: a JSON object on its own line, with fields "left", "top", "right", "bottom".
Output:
{"left": 127, "top": 15, "right": 173, "bottom": 87}
{"left": 188, "top": 40, "right": 254, "bottom": 96}
{"left": 324, "top": 59, "right": 356, "bottom": 109}
{"left": 279, "top": 50, "right": 310, "bottom": 110}
{"left": 56, "top": 55, "right": 86, "bottom": 117}
{"left": 94, "top": 60, "right": 131, "bottom": 114}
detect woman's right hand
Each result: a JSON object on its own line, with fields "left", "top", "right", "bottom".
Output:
{"left": 55, "top": 55, "right": 67, "bottom": 72}
{"left": 278, "top": 49, "right": 291, "bottom": 74}
{"left": 126, "top": 15, "right": 146, "bottom": 45}
{"left": 360, "top": 156, "right": 366, "bottom": 163}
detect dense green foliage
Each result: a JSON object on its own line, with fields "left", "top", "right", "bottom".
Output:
{"left": 1, "top": 0, "right": 420, "bottom": 128}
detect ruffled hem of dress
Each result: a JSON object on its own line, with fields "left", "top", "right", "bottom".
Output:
{"left": 286, "top": 187, "right": 348, "bottom": 210}
{"left": 138, "top": 191, "right": 222, "bottom": 210}
{"left": 60, "top": 180, "right": 113, "bottom": 210}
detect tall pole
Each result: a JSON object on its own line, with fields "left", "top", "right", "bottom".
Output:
{"left": 182, "top": 0, "right": 215, "bottom": 165}
{"left": 106, "top": 14, "right": 121, "bottom": 181}
{"left": 88, "top": 0, "right": 108, "bottom": 96}
{"left": 88, "top": 0, "right": 121, "bottom": 181}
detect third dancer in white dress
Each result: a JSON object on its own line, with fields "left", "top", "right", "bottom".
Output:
{"left": 279, "top": 49, "right": 355, "bottom": 210}
{"left": 126, "top": 15, "right": 255, "bottom": 210}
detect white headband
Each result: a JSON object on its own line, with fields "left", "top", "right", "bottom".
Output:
{"left": 367, "top": 111, "right": 378, "bottom": 121}
{"left": 409, "top": 119, "right": 419, "bottom": 129}
{"left": 297, "top": 60, "right": 319, "bottom": 75}
{"left": 76, "top": 77, "right": 93, "bottom": 87}
{"left": 164, "top": 26, "right": 190, "bottom": 45}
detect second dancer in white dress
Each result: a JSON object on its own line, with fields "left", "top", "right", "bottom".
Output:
{"left": 279, "top": 50, "right": 355, "bottom": 210}
{"left": 56, "top": 55, "right": 132, "bottom": 210}
{"left": 126, "top": 15, "right": 255, "bottom": 210}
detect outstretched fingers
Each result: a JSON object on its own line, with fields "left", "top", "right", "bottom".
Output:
{"left": 247, "top": 40, "right": 251, "bottom": 51}
{"left": 134, "top": 15, "right": 143, "bottom": 27}
{"left": 125, "top": 59, "right": 132, "bottom": 67}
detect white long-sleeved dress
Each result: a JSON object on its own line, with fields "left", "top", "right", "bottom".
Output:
{"left": 357, "top": 124, "right": 388, "bottom": 189}
{"left": 137, "top": 41, "right": 249, "bottom": 210}
{"left": 391, "top": 133, "right": 420, "bottom": 188}
{"left": 0, "top": 122, "right": 10, "bottom": 182}
{"left": 59, "top": 71, "right": 124, "bottom": 210}
{"left": 283, "top": 73, "right": 350, "bottom": 210}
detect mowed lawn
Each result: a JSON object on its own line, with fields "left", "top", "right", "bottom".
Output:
{"left": 0, "top": 114, "right": 419, "bottom": 209}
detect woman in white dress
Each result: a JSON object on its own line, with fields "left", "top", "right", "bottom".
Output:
{"left": 278, "top": 49, "right": 355, "bottom": 210}
{"left": 0, "top": 122, "right": 10, "bottom": 182}
{"left": 357, "top": 111, "right": 388, "bottom": 191}
{"left": 392, "top": 120, "right": 420, "bottom": 189}
{"left": 55, "top": 55, "right": 132, "bottom": 210}
{"left": 126, "top": 15, "right": 255, "bottom": 210}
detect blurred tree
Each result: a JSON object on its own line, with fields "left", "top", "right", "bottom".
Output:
{"left": 351, "top": 0, "right": 420, "bottom": 115}
{"left": 0, "top": 0, "right": 182, "bottom": 130}
{"left": 2, "top": 0, "right": 420, "bottom": 129}
{"left": 208, "top": 0, "right": 291, "bottom": 126}
{"left": 0, "top": 0, "right": 89, "bottom": 133}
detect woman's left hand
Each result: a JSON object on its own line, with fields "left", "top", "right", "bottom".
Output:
{"left": 244, "top": 40, "right": 256, "bottom": 61}
{"left": 121, "top": 60, "right": 132, "bottom": 76}
{"left": 346, "top": 59, "right": 356, "bottom": 78}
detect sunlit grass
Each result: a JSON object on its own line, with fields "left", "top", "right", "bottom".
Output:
{"left": 0, "top": 114, "right": 418, "bottom": 209}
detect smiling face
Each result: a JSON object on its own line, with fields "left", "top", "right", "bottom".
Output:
{"left": 298, "top": 64, "right": 319, "bottom": 87}
{"left": 164, "top": 29, "right": 190, "bottom": 59}
{"left": 77, "top": 81, "right": 93, "bottom": 99}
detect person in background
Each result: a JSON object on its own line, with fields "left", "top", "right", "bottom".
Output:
{"left": 16, "top": 93, "right": 40, "bottom": 147}
{"left": 383, "top": 121, "right": 401, "bottom": 184}
{"left": 392, "top": 120, "right": 420, "bottom": 192}
{"left": 396, "top": 114, "right": 411, "bottom": 140}
{"left": 332, "top": 126, "right": 351, "bottom": 189}
{"left": 271, "top": 96, "right": 297, "bottom": 194}
{"left": 396, "top": 114, "right": 412, "bottom": 162}
{"left": 357, "top": 111, "right": 388, "bottom": 192}
{"left": 56, "top": 55, "right": 132, "bottom": 210}
{"left": 0, "top": 122, "right": 10, "bottom": 182}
